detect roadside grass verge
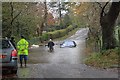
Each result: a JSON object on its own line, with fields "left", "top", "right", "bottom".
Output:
{"left": 84, "top": 48, "right": 119, "bottom": 68}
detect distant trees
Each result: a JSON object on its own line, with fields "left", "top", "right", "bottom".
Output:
{"left": 2, "top": 2, "right": 73, "bottom": 39}
{"left": 48, "top": 1, "right": 70, "bottom": 27}
{"left": 2, "top": 2, "right": 47, "bottom": 39}
{"left": 2, "top": 2, "right": 33, "bottom": 38}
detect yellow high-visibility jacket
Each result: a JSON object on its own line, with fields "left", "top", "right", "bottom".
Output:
{"left": 17, "top": 38, "right": 29, "bottom": 55}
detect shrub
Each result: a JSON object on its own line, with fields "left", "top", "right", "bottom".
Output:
{"left": 66, "top": 25, "right": 74, "bottom": 32}
{"left": 29, "top": 25, "right": 78, "bottom": 44}
{"left": 41, "top": 33, "right": 49, "bottom": 41}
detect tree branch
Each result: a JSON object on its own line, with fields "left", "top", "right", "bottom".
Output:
{"left": 10, "top": 2, "right": 14, "bottom": 25}
{"left": 96, "top": 1, "right": 110, "bottom": 17}
{"left": 96, "top": 2, "right": 103, "bottom": 9}
{"left": 96, "top": 2, "right": 106, "bottom": 17}
{"left": 10, "top": 3, "right": 33, "bottom": 25}
{"left": 101, "top": 1, "right": 109, "bottom": 17}
{"left": 11, "top": 10, "right": 22, "bottom": 26}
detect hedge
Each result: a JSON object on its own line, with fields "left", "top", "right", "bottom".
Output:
{"left": 47, "top": 25, "right": 74, "bottom": 39}
{"left": 29, "top": 25, "right": 78, "bottom": 44}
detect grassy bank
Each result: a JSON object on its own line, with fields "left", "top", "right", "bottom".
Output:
{"left": 84, "top": 48, "right": 119, "bottom": 68}
{"left": 84, "top": 25, "right": 120, "bottom": 69}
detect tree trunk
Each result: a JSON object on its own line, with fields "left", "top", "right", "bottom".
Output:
{"left": 40, "top": 23, "right": 44, "bottom": 36}
{"left": 40, "top": 1, "right": 47, "bottom": 36}
{"left": 100, "top": 2, "right": 120, "bottom": 50}
{"left": 59, "top": 1, "right": 62, "bottom": 26}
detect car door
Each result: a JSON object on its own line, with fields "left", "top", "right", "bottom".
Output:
{"left": 0, "top": 39, "right": 13, "bottom": 63}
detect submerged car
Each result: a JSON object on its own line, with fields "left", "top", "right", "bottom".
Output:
{"left": 60, "top": 40, "right": 76, "bottom": 48}
{"left": 0, "top": 38, "right": 18, "bottom": 74}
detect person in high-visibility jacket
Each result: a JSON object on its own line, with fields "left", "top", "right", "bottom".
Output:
{"left": 17, "top": 35, "right": 29, "bottom": 68}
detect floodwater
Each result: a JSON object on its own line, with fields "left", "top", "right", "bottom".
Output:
{"left": 28, "top": 28, "right": 89, "bottom": 64}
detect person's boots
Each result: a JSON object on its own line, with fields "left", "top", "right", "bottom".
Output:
{"left": 20, "top": 60, "right": 23, "bottom": 68}
{"left": 25, "top": 60, "right": 27, "bottom": 67}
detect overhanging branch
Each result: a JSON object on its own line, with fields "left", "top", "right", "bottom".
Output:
{"left": 96, "top": 0, "right": 110, "bottom": 17}
{"left": 11, "top": 11, "right": 22, "bottom": 25}
{"left": 101, "top": 1, "right": 109, "bottom": 17}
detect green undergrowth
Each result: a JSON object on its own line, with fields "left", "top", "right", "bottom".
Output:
{"left": 54, "top": 27, "right": 81, "bottom": 41}
{"left": 28, "top": 25, "right": 79, "bottom": 45}
{"left": 84, "top": 48, "right": 119, "bottom": 68}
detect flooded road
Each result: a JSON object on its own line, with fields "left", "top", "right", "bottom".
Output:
{"left": 27, "top": 28, "right": 88, "bottom": 64}
{"left": 27, "top": 39, "right": 86, "bottom": 64}
{"left": 2, "top": 28, "right": 118, "bottom": 78}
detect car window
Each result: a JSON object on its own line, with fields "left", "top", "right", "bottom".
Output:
{"left": 63, "top": 41, "right": 74, "bottom": 46}
{"left": 0, "top": 40, "right": 11, "bottom": 49}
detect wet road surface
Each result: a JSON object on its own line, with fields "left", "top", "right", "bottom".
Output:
{"left": 27, "top": 28, "right": 88, "bottom": 64}
{"left": 17, "top": 64, "right": 118, "bottom": 78}
{"left": 2, "top": 28, "right": 119, "bottom": 78}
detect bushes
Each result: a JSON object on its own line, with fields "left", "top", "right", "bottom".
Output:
{"left": 41, "top": 33, "right": 49, "bottom": 41}
{"left": 45, "top": 25, "right": 75, "bottom": 39}
{"left": 29, "top": 25, "right": 78, "bottom": 44}
{"left": 47, "top": 29, "right": 66, "bottom": 39}
{"left": 114, "top": 26, "right": 120, "bottom": 47}
{"left": 59, "top": 29, "right": 67, "bottom": 37}
{"left": 48, "top": 31, "right": 60, "bottom": 39}
{"left": 66, "top": 25, "right": 74, "bottom": 32}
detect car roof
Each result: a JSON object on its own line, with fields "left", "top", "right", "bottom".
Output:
{"left": 63, "top": 40, "right": 75, "bottom": 42}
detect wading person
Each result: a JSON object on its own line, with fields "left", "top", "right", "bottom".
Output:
{"left": 17, "top": 35, "right": 29, "bottom": 68}
{"left": 48, "top": 39, "right": 55, "bottom": 52}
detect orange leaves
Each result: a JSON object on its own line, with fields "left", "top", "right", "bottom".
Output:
{"left": 47, "top": 13, "right": 55, "bottom": 26}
